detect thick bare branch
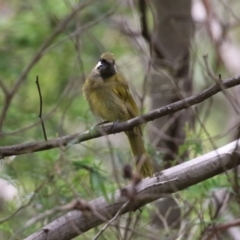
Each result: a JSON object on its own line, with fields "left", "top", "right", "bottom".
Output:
{"left": 0, "top": 76, "right": 240, "bottom": 158}
{"left": 25, "top": 140, "right": 240, "bottom": 240}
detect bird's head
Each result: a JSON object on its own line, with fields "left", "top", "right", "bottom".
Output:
{"left": 94, "top": 52, "right": 116, "bottom": 79}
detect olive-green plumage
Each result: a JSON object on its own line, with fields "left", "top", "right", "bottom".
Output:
{"left": 82, "top": 52, "right": 153, "bottom": 178}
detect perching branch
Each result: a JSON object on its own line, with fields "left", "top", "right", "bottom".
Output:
{"left": 25, "top": 139, "right": 240, "bottom": 240}
{"left": 0, "top": 76, "right": 240, "bottom": 158}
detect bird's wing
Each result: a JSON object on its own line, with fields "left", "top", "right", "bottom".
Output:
{"left": 108, "top": 74, "right": 139, "bottom": 118}
{"left": 108, "top": 74, "right": 142, "bottom": 135}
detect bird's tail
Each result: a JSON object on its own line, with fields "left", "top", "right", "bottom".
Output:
{"left": 125, "top": 127, "right": 153, "bottom": 178}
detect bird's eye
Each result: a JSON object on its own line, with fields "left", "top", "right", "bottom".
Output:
{"left": 101, "top": 59, "right": 107, "bottom": 64}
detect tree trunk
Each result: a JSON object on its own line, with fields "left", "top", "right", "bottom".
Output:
{"left": 150, "top": 0, "right": 193, "bottom": 167}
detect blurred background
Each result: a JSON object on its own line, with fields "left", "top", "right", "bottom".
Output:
{"left": 0, "top": 0, "right": 240, "bottom": 239}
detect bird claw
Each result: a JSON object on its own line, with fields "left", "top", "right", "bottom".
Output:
{"left": 110, "top": 120, "right": 119, "bottom": 133}
{"left": 90, "top": 121, "right": 111, "bottom": 135}
{"left": 96, "top": 121, "right": 110, "bottom": 126}
{"left": 91, "top": 121, "right": 109, "bottom": 131}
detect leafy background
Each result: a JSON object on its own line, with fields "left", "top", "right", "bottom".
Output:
{"left": 0, "top": 0, "right": 240, "bottom": 239}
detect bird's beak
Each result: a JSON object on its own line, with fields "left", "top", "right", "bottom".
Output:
{"left": 94, "top": 61, "right": 102, "bottom": 70}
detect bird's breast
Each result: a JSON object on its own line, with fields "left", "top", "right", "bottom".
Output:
{"left": 86, "top": 85, "right": 128, "bottom": 122}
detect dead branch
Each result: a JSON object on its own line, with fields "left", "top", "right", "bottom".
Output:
{"left": 25, "top": 139, "right": 240, "bottom": 240}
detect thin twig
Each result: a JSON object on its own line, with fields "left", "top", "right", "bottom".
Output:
{"left": 0, "top": 78, "right": 9, "bottom": 95}
{"left": 0, "top": 75, "right": 79, "bottom": 137}
{"left": 203, "top": 218, "right": 240, "bottom": 240}
{"left": 47, "top": 5, "right": 117, "bottom": 53}
{"left": 138, "top": 0, "right": 151, "bottom": 43}
{"left": 92, "top": 201, "right": 130, "bottom": 240}
{"left": 203, "top": 55, "right": 239, "bottom": 114}
{"left": 36, "top": 76, "right": 47, "bottom": 141}
{"left": 10, "top": 198, "right": 96, "bottom": 240}
{"left": 0, "top": 1, "right": 90, "bottom": 130}
{"left": 123, "top": 211, "right": 133, "bottom": 240}
{"left": 127, "top": 209, "right": 142, "bottom": 240}
{"left": 0, "top": 180, "right": 46, "bottom": 224}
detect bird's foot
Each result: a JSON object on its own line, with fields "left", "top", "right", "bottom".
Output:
{"left": 90, "top": 121, "right": 111, "bottom": 135}
{"left": 96, "top": 121, "right": 110, "bottom": 126}
{"left": 110, "top": 120, "right": 119, "bottom": 133}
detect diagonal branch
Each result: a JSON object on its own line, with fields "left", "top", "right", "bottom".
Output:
{"left": 25, "top": 139, "right": 240, "bottom": 240}
{"left": 0, "top": 1, "right": 89, "bottom": 130}
{"left": 0, "top": 76, "right": 240, "bottom": 158}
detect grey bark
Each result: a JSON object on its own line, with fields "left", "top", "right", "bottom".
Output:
{"left": 25, "top": 140, "right": 240, "bottom": 240}
{"left": 150, "top": 0, "right": 193, "bottom": 164}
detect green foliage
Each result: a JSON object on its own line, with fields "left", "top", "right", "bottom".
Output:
{"left": 0, "top": 222, "right": 13, "bottom": 235}
{"left": 73, "top": 157, "right": 109, "bottom": 199}
{"left": 179, "top": 123, "right": 204, "bottom": 159}
{"left": 0, "top": 0, "right": 238, "bottom": 239}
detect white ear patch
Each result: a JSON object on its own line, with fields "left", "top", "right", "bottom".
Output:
{"left": 94, "top": 61, "right": 102, "bottom": 69}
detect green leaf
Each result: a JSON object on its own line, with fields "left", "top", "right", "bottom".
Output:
{"left": 90, "top": 169, "right": 108, "bottom": 200}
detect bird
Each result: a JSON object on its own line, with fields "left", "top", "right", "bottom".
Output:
{"left": 82, "top": 52, "right": 153, "bottom": 178}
